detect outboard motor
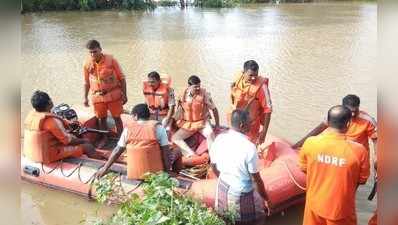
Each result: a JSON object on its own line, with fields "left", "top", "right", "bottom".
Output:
{"left": 52, "top": 103, "right": 109, "bottom": 136}
{"left": 52, "top": 103, "right": 78, "bottom": 121}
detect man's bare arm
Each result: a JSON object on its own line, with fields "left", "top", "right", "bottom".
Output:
{"left": 258, "top": 112, "right": 271, "bottom": 145}
{"left": 96, "top": 146, "right": 125, "bottom": 177}
{"left": 210, "top": 163, "right": 220, "bottom": 177}
{"left": 251, "top": 172, "right": 268, "bottom": 201}
{"left": 292, "top": 122, "right": 327, "bottom": 149}
{"left": 160, "top": 145, "right": 172, "bottom": 172}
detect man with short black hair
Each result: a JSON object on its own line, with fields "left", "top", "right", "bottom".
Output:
{"left": 23, "top": 90, "right": 103, "bottom": 163}
{"left": 96, "top": 104, "right": 181, "bottom": 179}
{"left": 83, "top": 39, "right": 127, "bottom": 144}
{"left": 293, "top": 94, "right": 377, "bottom": 154}
{"left": 143, "top": 71, "right": 176, "bottom": 127}
{"left": 172, "top": 75, "right": 220, "bottom": 157}
{"left": 210, "top": 109, "right": 267, "bottom": 225}
{"left": 299, "top": 105, "right": 370, "bottom": 225}
{"left": 230, "top": 60, "right": 272, "bottom": 145}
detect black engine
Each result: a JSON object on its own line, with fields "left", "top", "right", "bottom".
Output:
{"left": 51, "top": 103, "right": 78, "bottom": 121}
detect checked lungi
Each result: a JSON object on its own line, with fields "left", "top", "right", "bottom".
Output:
{"left": 215, "top": 179, "right": 266, "bottom": 225}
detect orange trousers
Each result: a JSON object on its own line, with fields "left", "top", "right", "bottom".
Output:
{"left": 93, "top": 99, "right": 123, "bottom": 118}
{"left": 303, "top": 207, "right": 357, "bottom": 225}
{"left": 368, "top": 212, "right": 377, "bottom": 225}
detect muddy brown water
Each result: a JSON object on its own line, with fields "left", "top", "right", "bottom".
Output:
{"left": 21, "top": 2, "right": 376, "bottom": 224}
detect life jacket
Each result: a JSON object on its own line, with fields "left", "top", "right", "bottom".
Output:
{"left": 125, "top": 120, "right": 164, "bottom": 179}
{"left": 23, "top": 111, "right": 67, "bottom": 164}
{"left": 230, "top": 72, "right": 269, "bottom": 123}
{"left": 86, "top": 54, "right": 122, "bottom": 103}
{"left": 176, "top": 88, "right": 207, "bottom": 131}
{"left": 143, "top": 80, "right": 170, "bottom": 117}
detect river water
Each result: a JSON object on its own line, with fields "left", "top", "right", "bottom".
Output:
{"left": 21, "top": 2, "right": 377, "bottom": 224}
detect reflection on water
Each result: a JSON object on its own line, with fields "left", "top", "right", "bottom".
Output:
{"left": 21, "top": 2, "right": 376, "bottom": 225}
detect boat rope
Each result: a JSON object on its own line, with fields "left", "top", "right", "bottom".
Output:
{"left": 77, "top": 161, "right": 98, "bottom": 184}
{"left": 41, "top": 161, "right": 61, "bottom": 174}
{"left": 60, "top": 160, "right": 82, "bottom": 177}
{"left": 282, "top": 161, "right": 306, "bottom": 191}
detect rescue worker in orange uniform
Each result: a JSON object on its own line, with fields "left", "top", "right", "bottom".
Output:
{"left": 23, "top": 90, "right": 104, "bottom": 164}
{"left": 293, "top": 94, "right": 377, "bottom": 153}
{"left": 96, "top": 104, "right": 181, "bottom": 179}
{"left": 230, "top": 60, "right": 272, "bottom": 145}
{"left": 143, "top": 71, "right": 175, "bottom": 127}
{"left": 299, "top": 105, "right": 370, "bottom": 225}
{"left": 172, "top": 75, "right": 220, "bottom": 157}
{"left": 83, "top": 40, "right": 127, "bottom": 143}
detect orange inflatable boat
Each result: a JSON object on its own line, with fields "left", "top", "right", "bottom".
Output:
{"left": 21, "top": 110, "right": 306, "bottom": 215}
{"left": 188, "top": 136, "right": 306, "bottom": 216}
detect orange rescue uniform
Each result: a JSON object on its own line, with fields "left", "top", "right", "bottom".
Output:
{"left": 23, "top": 111, "right": 83, "bottom": 164}
{"left": 84, "top": 54, "right": 124, "bottom": 118}
{"left": 125, "top": 120, "right": 164, "bottom": 179}
{"left": 230, "top": 72, "right": 272, "bottom": 143}
{"left": 299, "top": 129, "right": 370, "bottom": 225}
{"left": 346, "top": 111, "right": 377, "bottom": 151}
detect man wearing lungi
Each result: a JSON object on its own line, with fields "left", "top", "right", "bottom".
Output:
{"left": 210, "top": 109, "right": 268, "bottom": 225}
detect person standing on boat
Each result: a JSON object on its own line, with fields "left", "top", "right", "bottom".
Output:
{"left": 299, "top": 105, "right": 370, "bottom": 225}
{"left": 143, "top": 71, "right": 175, "bottom": 128}
{"left": 96, "top": 104, "right": 181, "bottom": 179}
{"left": 23, "top": 90, "right": 104, "bottom": 163}
{"left": 83, "top": 40, "right": 127, "bottom": 143}
{"left": 210, "top": 109, "right": 267, "bottom": 225}
{"left": 171, "top": 75, "right": 220, "bottom": 157}
{"left": 229, "top": 60, "right": 272, "bottom": 145}
{"left": 293, "top": 94, "right": 377, "bottom": 155}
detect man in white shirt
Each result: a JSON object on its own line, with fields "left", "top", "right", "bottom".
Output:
{"left": 210, "top": 109, "right": 268, "bottom": 225}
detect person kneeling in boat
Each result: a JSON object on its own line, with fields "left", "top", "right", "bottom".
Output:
{"left": 171, "top": 75, "right": 220, "bottom": 157}
{"left": 96, "top": 104, "right": 181, "bottom": 179}
{"left": 23, "top": 90, "right": 104, "bottom": 164}
{"left": 210, "top": 109, "right": 268, "bottom": 225}
{"left": 143, "top": 71, "right": 175, "bottom": 128}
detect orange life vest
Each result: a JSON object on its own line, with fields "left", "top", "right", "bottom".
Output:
{"left": 125, "top": 120, "right": 164, "bottom": 179}
{"left": 230, "top": 72, "right": 268, "bottom": 123}
{"left": 86, "top": 54, "right": 122, "bottom": 103}
{"left": 176, "top": 88, "right": 207, "bottom": 131}
{"left": 23, "top": 111, "right": 67, "bottom": 164}
{"left": 143, "top": 82, "right": 170, "bottom": 117}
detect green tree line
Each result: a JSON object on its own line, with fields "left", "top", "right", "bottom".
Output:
{"left": 21, "top": 0, "right": 299, "bottom": 12}
{"left": 22, "top": 0, "right": 156, "bottom": 12}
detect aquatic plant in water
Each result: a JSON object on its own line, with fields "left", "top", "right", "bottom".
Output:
{"left": 93, "top": 172, "right": 232, "bottom": 225}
